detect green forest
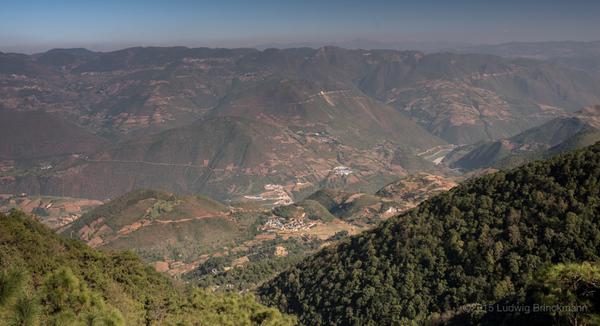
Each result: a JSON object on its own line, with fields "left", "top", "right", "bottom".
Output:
{"left": 4, "top": 141, "right": 600, "bottom": 326}
{"left": 0, "top": 210, "right": 295, "bottom": 325}
{"left": 259, "top": 143, "right": 600, "bottom": 325}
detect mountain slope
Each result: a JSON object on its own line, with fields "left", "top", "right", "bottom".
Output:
{"left": 188, "top": 172, "right": 456, "bottom": 292}
{"left": 259, "top": 142, "right": 600, "bottom": 325}
{"left": 2, "top": 111, "right": 441, "bottom": 200}
{"left": 298, "top": 173, "right": 457, "bottom": 222}
{"left": 60, "top": 189, "right": 254, "bottom": 274}
{"left": 456, "top": 41, "right": 600, "bottom": 75}
{"left": 3, "top": 46, "right": 600, "bottom": 201}
{"left": 0, "top": 110, "right": 106, "bottom": 160}
{"left": 451, "top": 105, "right": 600, "bottom": 170}
{"left": 3, "top": 46, "right": 599, "bottom": 143}
{"left": 211, "top": 76, "right": 440, "bottom": 150}
{"left": 357, "top": 52, "right": 600, "bottom": 144}
{"left": 0, "top": 210, "right": 295, "bottom": 325}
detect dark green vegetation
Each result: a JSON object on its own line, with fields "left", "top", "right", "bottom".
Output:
{"left": 191, "top": 236, "right": 324, "bottom": 292}
{"left": 0, "top": 210, "right": 295, "bottom": 325}
{"left": 273, "top": 199, "right": 336, "bottom": 222}
{"left": 529, "top": 262, "right": 600, "bottom": 325}
{"left": 302, "top": 189, "right": 384, "bottom": 223}
{"left": 259, "top": 142, "right": 600, "bottom": 325}
{"left": 452, "top": 261, "right": 600, "bottom": 326}
{"left": 187, "top": 175, "right": 455, "bottom": 291}
{"left": 194, "top": 255, "right": 303, "bottom": 293}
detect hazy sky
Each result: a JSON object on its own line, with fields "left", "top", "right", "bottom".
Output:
{"left": 1, "top": 0, "right": 599, "bottom": 53}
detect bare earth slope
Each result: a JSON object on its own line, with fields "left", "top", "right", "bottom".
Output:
{"left": 1, "top": 46, "right": 599, "bottom": 200}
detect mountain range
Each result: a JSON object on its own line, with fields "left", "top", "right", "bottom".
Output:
{"left": 456, "top": 41, "right": 600, "bottom": 73}
{"left": 449, "top": 105, "right": 600, "bottom": 170}
{"left": 2, "top": 45, "right": 600, "bottom": 202}
{"left": 3, "top": 40, "right": 600, "bottom": 324}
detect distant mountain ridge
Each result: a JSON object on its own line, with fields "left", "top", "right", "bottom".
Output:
{"left": 3, "top": 46, "right": 598, "bottom": 140}
{"left": 1, "top": 45, "right": 600, "bottom": 200}
{"left": 455, "top": 40, "right": 600, "bottom": 79}
{"left": 455, "top": 40, "right": 600, "bottom": 59}
{"left": 254, "top": 39, "right": 471, "bottom": 52}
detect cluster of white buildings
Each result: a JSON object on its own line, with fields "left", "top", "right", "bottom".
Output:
{"left": 333, "top": 166, "right": 353, "bottom": 176}
{"left": 260, "top": 217, "right": 316, "bottom": 232}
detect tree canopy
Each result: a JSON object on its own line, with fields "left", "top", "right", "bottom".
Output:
{"left": 0, "top": 210, "right": 295, "bottom": 325}
{"left": 259, "top": 142, "right": 600, "bottom": 325}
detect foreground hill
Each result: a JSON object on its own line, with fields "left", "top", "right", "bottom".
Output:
{"left": 61, "top": 189, "right": 253, "bottom": 274}
{"left": 62, "top": 188, "right": 355, "bottom": 278}
{"left": 0, "top": 210, "right": 294, "bottom": 325}
{"left": 188, "top": 173, "right": 456, "bottom": 292}
{"left": 259, "top": 142, "right": 600, "bottom": 325}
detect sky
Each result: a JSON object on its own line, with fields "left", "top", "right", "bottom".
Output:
{"left": 1, "top": 0, "right": 599, "bottom": 53}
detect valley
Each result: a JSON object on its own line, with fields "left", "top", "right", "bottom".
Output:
{"left": 2, "top": 41, "right": 600, "bottom": 325}
{"left": 448, "top": 105, "right": 600, "bottom": 170}
{"left": 51, "top": 172, "right": 455, "bottom": 282}
{"left": 259, "top": 142, "right": 600, "bottom": 325}
{"left": 2, "top": 46, "right": 600, "bottom": 203}
{"left": 3, "top": 45, "right": 600, "bottom": 287}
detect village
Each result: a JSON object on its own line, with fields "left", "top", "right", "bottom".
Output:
{"left": 259, "top": 215, "right": 318, "bottom": 232}
{"left": 333, "top": 165, "right": 353, "bottom": 176}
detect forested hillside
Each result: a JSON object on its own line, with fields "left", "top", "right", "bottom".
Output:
{"left": 0, "top": 210, "right": 295, "bottom": 325}
{"left": 259, "top": 142, "right": 600, "bottom": 325}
